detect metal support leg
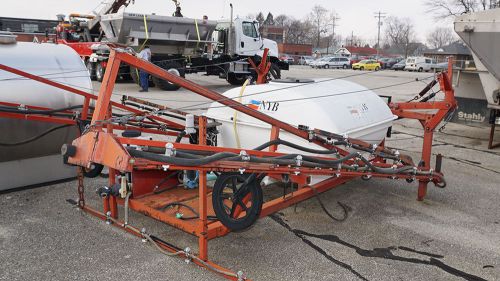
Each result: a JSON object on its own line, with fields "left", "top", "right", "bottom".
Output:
{"left": 198, "top": 116, "right": 208, "bottom": 261}
{"left": 418, "top": 129, "right": 433, "bottom": 201}
{"left": 488, "top": 109, "right": 499, "bottom": 149}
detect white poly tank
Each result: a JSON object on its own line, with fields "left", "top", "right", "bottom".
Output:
{"left": 0, "top": 37, "right": 90, "bottom": 190}
{"left": 206, "top": 78, "right": 396, "bottom": 154}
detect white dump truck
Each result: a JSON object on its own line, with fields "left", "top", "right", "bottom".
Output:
{"left": 57, "top": 1, "right": 287, "bottom": 90}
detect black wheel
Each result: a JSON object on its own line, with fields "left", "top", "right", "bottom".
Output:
{"left": 375, "top": 66, "right": 380, "bottom": 71}
{"left": 418, "top": 67, "right": 423, "bottom": 72}
{"left": 342, "top": 64, "right": 348, "bottom": 69}
{"left": 360, "top": 66, "right": 364, "bottom": 71}
{"left": 227, "top": 73, "right": 247, "bottom": 86}
{"left": 324, "top": 64, "right": 330, "bottom": 69}
{"left": 83, "top": 163, "right": 104, "bottom": 178}
{"left": 152, "top": 61, "right": 185, "bottom": 91}
{"left": 86, "top": 60, "right": 96, "bottom": 80}
{"left": 212, "top": 173, "right": 263, "bottom": 231}
{"left": 268, "top": 63, "right": 281, "bottom": 80}
{"left": 95, "top": 62, "right": 105, "bottom": 82}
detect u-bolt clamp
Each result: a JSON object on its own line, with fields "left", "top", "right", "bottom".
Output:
{"left": 184, "top": 247, "right": 192, "bottom": 264}
{"left": 105, "top": 211, "right": 112, "bottom": 225}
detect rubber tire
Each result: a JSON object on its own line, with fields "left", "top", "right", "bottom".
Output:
{"left": 86, "top": 60, "right": 96, "bottom": 80}
{"left": 418, "top": 67, "right": 423, "bottom": 72}
{"left": 83, "top": 163, "right": 104, "bottom": 178}
{"left": 212, "top": 173, "right": 263, "bottom": 231}
{"left": 375, "top": 66, "right": 380, "bottom": 71}
{"left": 324, "top": 64, "right": 330, "bottom": 69}
{"left": 268, "top": 63, "right": 281, "bottom": 80}
{"left": 95, "top": 63, "right": 105, "bottom": 82}
{"left": 227, "top": 73, "right": 247, "bottom": 86}
{"left": 152, "top": 61, "right": 185, "bottom": 91}
{"left": 360, "top": 66, "right": 364, "bottom": 71}
{"left": 342, "top": 64, "right": 348, "bottom": 69}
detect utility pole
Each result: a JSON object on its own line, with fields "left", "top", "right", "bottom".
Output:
{"left": 350, "top": 31, "right": 354, "bottom": 46}
{"left": 331, "top": 13, "right": 340, "bottom": 51}
{"left": 374, "top": 11, "right": 386, "bottom": 58}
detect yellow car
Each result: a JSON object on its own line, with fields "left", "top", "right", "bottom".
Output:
{"left": 352, "top": 59, "right": 381, "bottom": 71}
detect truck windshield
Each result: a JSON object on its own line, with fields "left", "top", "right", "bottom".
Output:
{"left": 242, "top": 22, "right": 259, "bottom": 38}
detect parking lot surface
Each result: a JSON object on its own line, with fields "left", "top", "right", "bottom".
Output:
{"left": 1, "top": 66, "right": 499, "bottom": 281}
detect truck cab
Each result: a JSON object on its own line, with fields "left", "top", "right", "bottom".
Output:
{"left": 214, "top": 18, "right": 280, "bottom": 61}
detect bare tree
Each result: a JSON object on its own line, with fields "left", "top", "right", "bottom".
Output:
{"left": 284, "top": 18, "right": 314, "bottom": 45}
{"left": 425, "top": 0, "right": 500, "bottom": 18}
{"left": 308, "top": 5, "right": 329, "bottom": 48}
{"left": 274, "top": 14, "right": 289, "bottom": 26}
{"left": 427, "top": 27, "right": 456, "bottom": 48}
{"left": 384, "top": 16, "right": 416, "bottom": 57}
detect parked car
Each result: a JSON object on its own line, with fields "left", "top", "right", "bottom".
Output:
{"left": 404, "top": 57, "right": 436, "bottom": 72}
{"left": 315, "top": 56, "right": 351, "bottom": 69}
{"left": 298, "top": 56, "right": 315, "bottom": 65}
{"left": 352, "top": 59, "right": 381, "bottom": 71}
{"left": 391, "top": 60, "right": 406, "bottom": 71}
{"left": 379, "top": 58, "right": 399, "bottom": 69}
{"left": 309, "top": 57, "right": 331, "bottom": 68}
{"left": 280, "top": 54, "right": 295, "bottom": 65}
{"left": 349, "top": 55, "right": 368, "bottom": 65}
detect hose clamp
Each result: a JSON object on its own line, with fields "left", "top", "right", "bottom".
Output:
{"left": 295, "top": 155, "right": 303, "bottom": 167}
{"left": 165, "top": 143, "right": 176, "bottom": 157}
{"left": 239, "top": 150, "right": 250, "bottom": 161}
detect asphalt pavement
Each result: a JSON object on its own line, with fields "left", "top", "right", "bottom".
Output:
{"left": 1, "top": 66, "right": 499, "bottom": 281}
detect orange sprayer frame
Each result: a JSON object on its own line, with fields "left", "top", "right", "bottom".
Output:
{"left": 0, "top": 50, "right": 456, "bottom": 280}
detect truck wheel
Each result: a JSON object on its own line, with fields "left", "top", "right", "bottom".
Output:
{"left": 227, "top": 73, "right": 247, "bottom": 86}
{"left": 153, "top": 62, "right": 185, "bottom": 91}
{"left": 268, "top": 63, "right": 281, "bottom": 80}
{"left": 95, "top": 63, "right": 105, "bottom": 82}
{"left": 418, "top": 67, "right": 423, "bottom": 72}
{"left": 86, "top": 60, "right": 96, "bottom": 80}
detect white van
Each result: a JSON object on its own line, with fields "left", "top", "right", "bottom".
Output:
{"left": 404, "top": 57, "right": 435, "bottom": 72}
{"left": 315, "top": 56, "right": 351, "bottom": 69}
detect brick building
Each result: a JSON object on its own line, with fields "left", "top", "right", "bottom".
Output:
{"left": 278, "top": 43, "right": 313, "bottom": 58}
{"left": 260, "top": 25, "right": 284, "bottom": 44}
{"left": 0, "top": 17, "right": 58, "bottom": 42}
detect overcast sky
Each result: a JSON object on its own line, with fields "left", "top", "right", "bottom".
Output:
{"left": 1, "top": 0, "right": 453, "bottom": 44}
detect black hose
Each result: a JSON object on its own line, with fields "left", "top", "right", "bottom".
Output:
{"left": 0, "top": 105, "right": 84, "bottom": 115}
{"left": 253, "top": 138, "right": 340, "bottom": 154}
{"left": 308, "top": 184, "right": 349, "bottom": 222}
{"left": 129, "top": 148, "right": 238, "bottom": 166}
{"left": 175, "top": 131, "right": 187, "bottom": 143}
{"left": 0, "top": 124, "right": 73, "bottom": 146}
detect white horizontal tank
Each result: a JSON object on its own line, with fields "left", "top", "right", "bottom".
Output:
{"left": 0, "top": 37, "right": 90, "bottom": 190}
{"left": 206, "top": 78, "right": 396, "bottom": 154}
